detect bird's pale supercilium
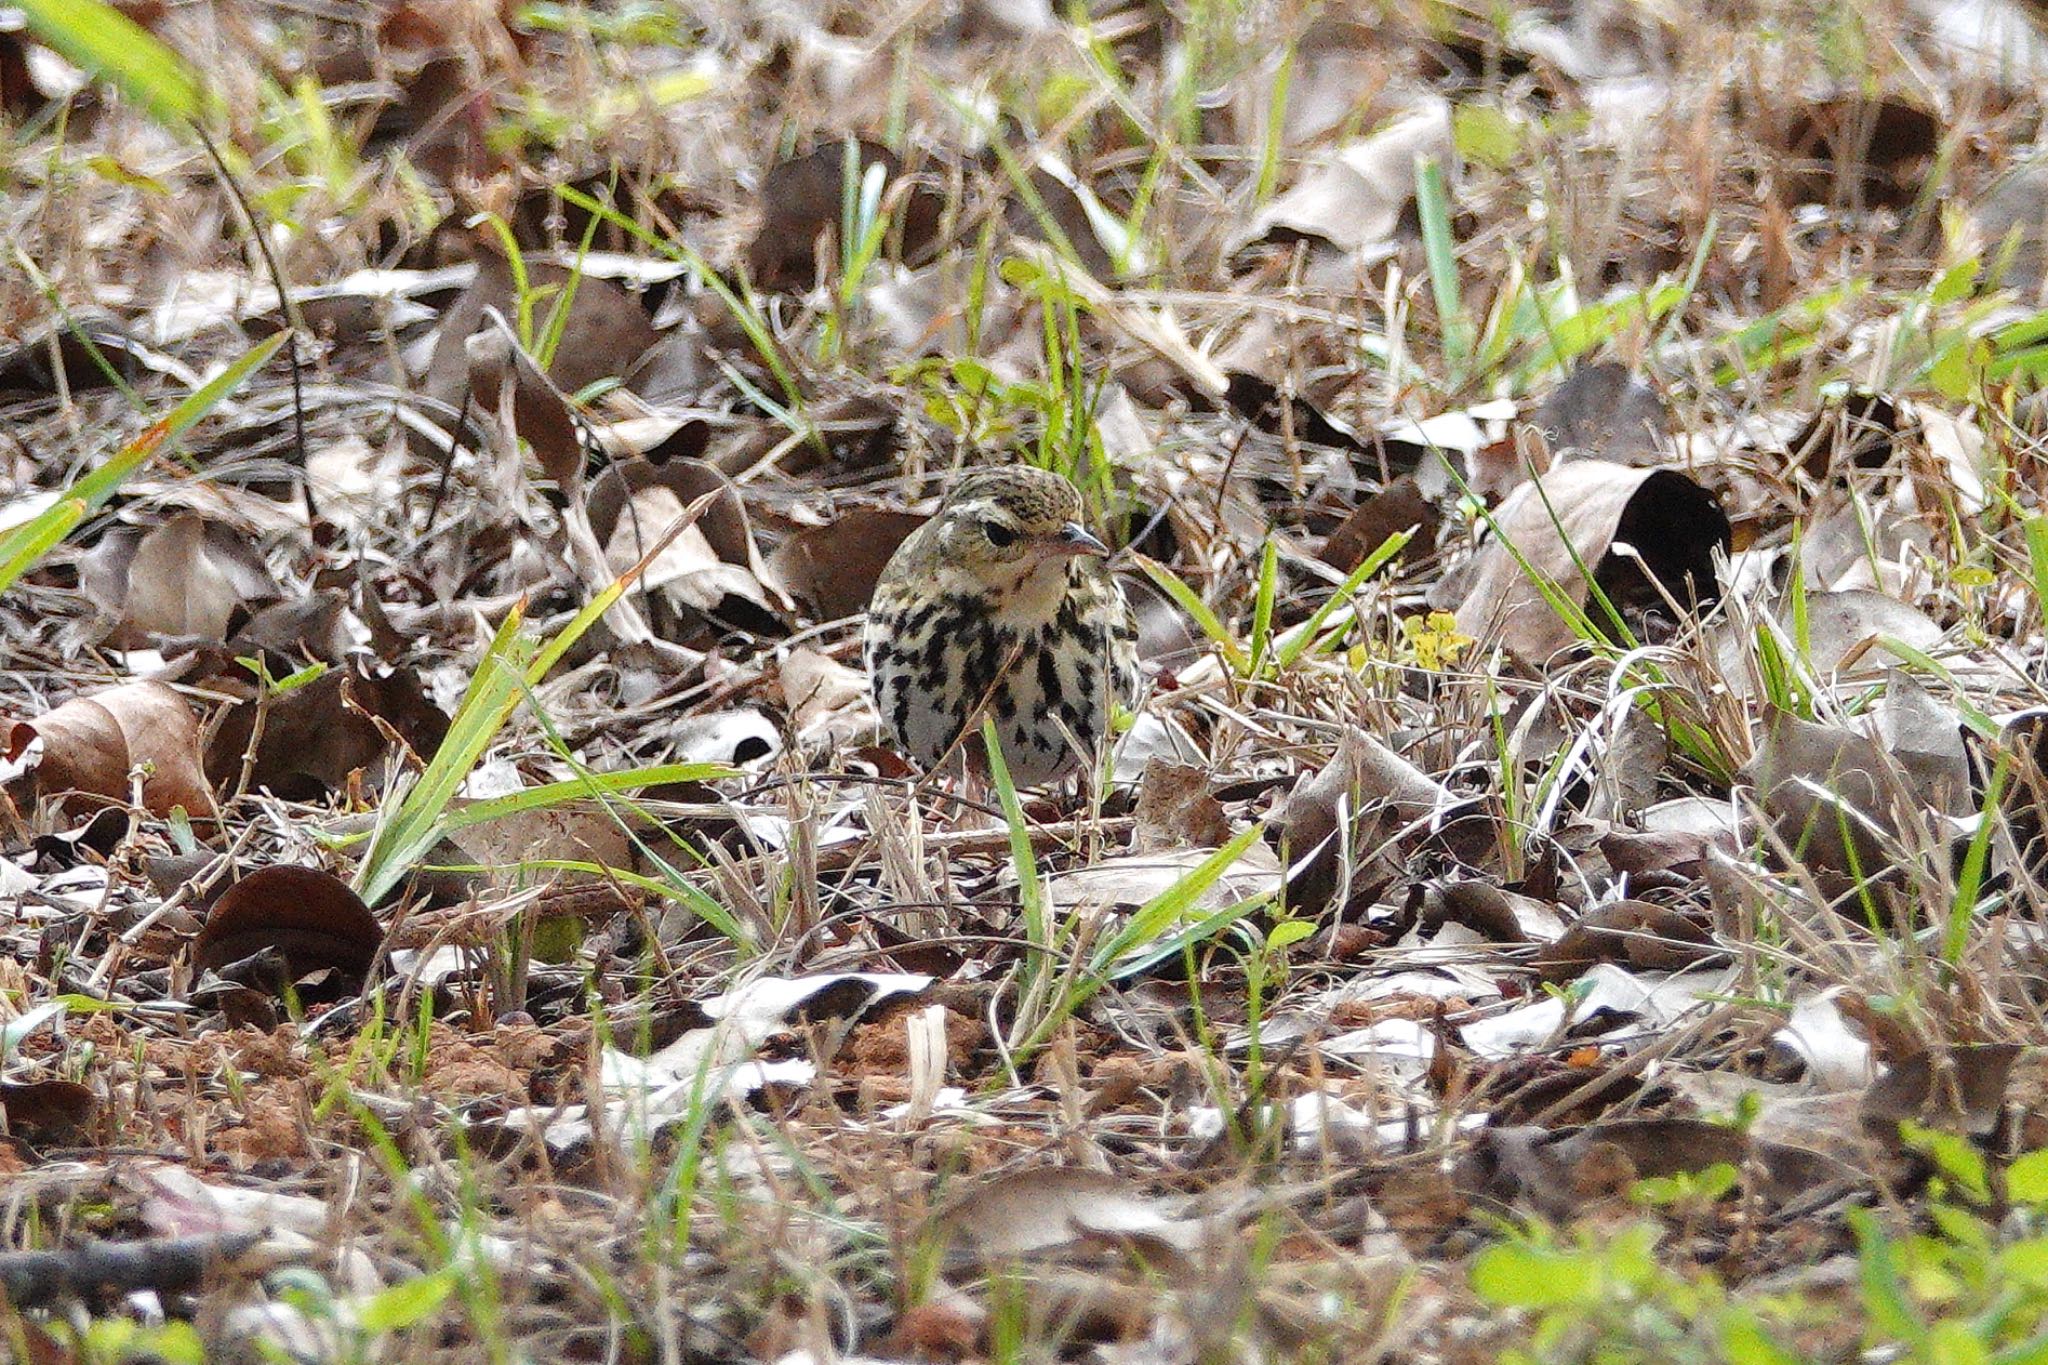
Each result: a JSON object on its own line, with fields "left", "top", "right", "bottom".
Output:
{"left": 864, "top": 465, "right": 1140, "bottom": 787}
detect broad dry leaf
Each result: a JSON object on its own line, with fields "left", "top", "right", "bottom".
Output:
{"left": 194, "top": 865, "right": 381, "bottom": 995}
{"left": 1863, "top": 1044, "right": 2021, "bottom": 1138}
{"left": 933, "top": 1167, "right": 1193, "bottom": 1260}
{"left": 1528, "top": 362, "right": 1670, "bottom": 465}
{"left": 747, "top": 140, "right": 945, "bottom": 291}
{"left": 419, "top": 245, "right": 658, "bottom": 444}
{"left": 1531, "top": 900, "right": 1721, "bottom": 983}
{"left": 7, "top": 680, "right": 216, "bottom": 818}
{"left": 779, "top": 646, "right": 874, "bottom": 748}
{"left": 1133, "top": 760, "right": 1231, "bottom": 852}
{"left": 1044, "top": 842, "right": 1280, "bottom": 918}
{"left": 1744, "top": 677, "right": 1967, "bottom": 890}
{"left": 1320, "top": 476, "right": 1438, "bottom": 573}
{"left": 464, "top": 314, "right": 587, "bottom": 490}
{"left": 1277, "top": 727, "right": 1471, "bottom": 912}
{"left": 765, "top": 510, "right": 926, "bottom": 621}
{"left": 1421, "top": 881, "right": 1567, "bottom": 944}
{"left": 80, "top": 514, "right": 279, "bottom": 647}
{"left": 1715, "top": 588, "right": 1944, "bottom": 694}
{"left": 1239, "top": 99, "right": 1454, "bottom": 256}
{"left": 1453, "top": 462, "right": 1728, "bottom": 666}
{"left": 203, "top": 662, "right": 449, "bottom": 801}
{"left": 590, "top": 459, "right": 780, "bottom": 616}
{"left": 603, "top": 486, "right": 755, "bottom": 609}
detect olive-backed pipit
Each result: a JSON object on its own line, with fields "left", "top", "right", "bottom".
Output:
{"left": 864, "top": 465, "right": 1139, "bottom": 787}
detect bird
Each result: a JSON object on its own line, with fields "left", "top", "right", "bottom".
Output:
{"left": 864, "top": 464, "right": 1140, "bottom": 788}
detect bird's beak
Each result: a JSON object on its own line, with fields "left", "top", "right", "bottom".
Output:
{"left": 1047, "top": 523, "right": 1111, "bottom": 559}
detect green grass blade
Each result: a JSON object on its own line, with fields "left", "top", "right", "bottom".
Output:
{"left": 354, "top": 529, "right": 679, "bottom": 906}
{"left": 1014, "top": 823, "right": 1270, "bottom": 1059}
{"left": 535, "top": 200, "right": 607, "bottom": 371}
{"left": 1132, "top": 552, "right": 1246, "bottom": 672}
{"left": 1944, "top": 756, "right": 2007, "bottom": 968}
{"left": 0, "top": 505, "right": 85, "bottom": 598}
{"left": 1254, "top": 48, "right": 1293, "bottom": 203}
{"left": 1091, "top": 821, "right": 1270, "bottom": 975}
{"left": 356, "top": 610, "right": 536, "bottom": 905}
{"left": 1097, "top": 822, "right": 1269, "bottom": 970}
{"left": 1273, "top": 528, "right": 1414, "bottom": 669}
{"left": 1415, "top": 157, "right": 1469, "bottom": 376}
{"left": 440, "top": 763, "right": 738, "bottom": 833}
{"left": 981, "top": 717, "right": 1047, "bottom": 952}
{"left": 18, "top": 0, "right": 203, "bottom": 127}
{"left": 1788, "top": 522, "right": 1811, "bottom": 659}
{"left": 1106, "top": 893, "right": 1268, "bottom": 987}
{"left": 1516, "top": 282, "right": 1687, "bottom": 386}
{"left": 2024, "top": 514, "right": 2048, "bottom": 630}
{"left": 1246, "top": 539, "right": 1279, "bottom": 678}
{"left": 0, "top": 330, "right": 288, "bottom": 597}
{"left": 406, "top": 856, "right": 750, "bottom": 945}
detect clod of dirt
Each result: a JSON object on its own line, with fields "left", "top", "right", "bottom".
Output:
{"left": 0, "top": 1079, "right": 98, "bottom": 1144}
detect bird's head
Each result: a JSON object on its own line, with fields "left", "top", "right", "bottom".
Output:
{"left": 925, "top": 465, "right": 1109, "bottom": 592}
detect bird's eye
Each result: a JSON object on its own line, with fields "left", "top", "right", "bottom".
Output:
{"left": 982, "top": 521, "right": 1018, "bottom": 548}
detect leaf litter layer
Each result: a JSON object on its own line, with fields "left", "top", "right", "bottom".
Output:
{"left": 8, "top": 0, "right": 2048, "bottom": 1360}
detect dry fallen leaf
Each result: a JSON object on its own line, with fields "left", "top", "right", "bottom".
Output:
{"left": 1777, "top": 95, "right": 1940, "bottom": 210}
{"left": 764, "top": 509, "right": 926, "bottom": 622}
{"left": 779, "top": 646, "right": 874, "bottom": 749}
{"left": 1531, "top": 900, "right": 1722, "bottom": 983}
{"left": 1744, "top": 673, "right": 1970, "bottom": 894}
{"left": 6, "top": 681, "right": 216, "bottom": 819}
{"left": 1044, "top": 842, "right": 1279, "bottom": 919}
{"left": 1715, "top": 588, "right": 1945, "bottom": 695}
{"left": 1862, "top": 1044, "right": 2021, "bottom": 1139}
{"left": 203, "top": 661, "right": 449, "bottom": 802}
{"left": 193, "top": 865, "right": 382, "bottom": 997}
{"left": 418, "top": 242, "right": 659, "bottom": 453}
{"left": 1239, "top": 99, "right": 1455, "bottom": 258}
{"left": 747, "top": 140, "right": 945, "bottom": 291}
{"left": 1320, "top": 476, "right": 1437, "bottom": 573}
{"left": 1277, "top": 728, "right": 1478, "bottom": 913}
{"left": 1133, "top": 759, "right": 1231, "bottom": 852}
{"left": 932, "top": 1167, "right": 1203, "bottom": 1261}
{"left": 1527, "top": 362, "right": 1670, "bottom": 466}
{"left": 588, "top": 459, "right": 782, "bottom": 628}
{"left": 79, "top": 514, "right": 279, "bottom": 647}
{"left": 1453, "top": 462, "right": 1729, "bottom": 666}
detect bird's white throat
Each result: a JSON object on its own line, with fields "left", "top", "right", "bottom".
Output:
{"left": 969, "top": 557, "right": 1078, "bottom": 623}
